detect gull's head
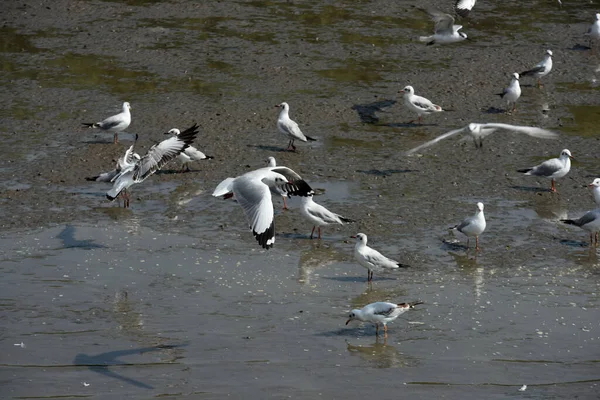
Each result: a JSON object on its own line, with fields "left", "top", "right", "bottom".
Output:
{"left": 123, "top": 102, "right": 131, "bottom": 111}
{"left": 266, "top": 156, "right": 276, "bottom": 167}
{"left": 545, "top": 49, "right": 553, "bottom": 57}
{"left": 560, "top": 149, "right": 573, "bottom": 159}
{"left": 400, "top": 86, "right": 414, "bottom": 95}
{"left": 345, "top": 310, "right": 359, "bottom": 325}
{"left": 512, "top": 72, "right": 520, "bottom": 80}
{"left": 264, "top": 171, "right": 289, "bottom": 186}
{"left": 589, "top": 178, "right": 600, "bottom": 188}
{"left": 467, "top": 123, "right": 479, "bottom": 133}
{"left": 275, "top": 102, "right": 289, "bottom": 110}
{"left": 595, "top": 13, "right": 600, "bottom": 21}
{"left": 350, "top": 232, "right": 368, "bottom": 245}
{"left": 476, "top": 202, "right": 484, "bottom": 212}
{"left": 164, "top": 128, "right": 180, "bottom": 135}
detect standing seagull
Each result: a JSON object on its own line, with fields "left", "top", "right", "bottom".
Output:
{"left": 450, "top": 202, "right": 486, "bottom": 250}
{"left": 163, "top": 128, "right": 212, "bottom": 172}
{"left": 106, "top": 124, "right": 199, "bottom": 207}
{"left": 587, "top": 13, "right": 600, "bottom": 48}
{"left": 300, "top": 194, "right": 354, "bottom": 239}
{"left": 213, "top": 165, "right": 314, "bottom": 249}
{"left": 346, "top": 301, "right": 422, "bottom": 337}
{"left": 417, "top": 8, "right": 468, "bottom": 45}
{"left": 496, "top": 73, "right": 521, "bottom": 113}
{"left": 352, "top": 233, "right": 409, "bottom": 282}
{"left": 589, "top": 178, "right": 600, "bottom": 205}
{"left": 82, "top": 102, "right": 131, "bottom": 144}
{"left": 520, "top": 50, "right": 553, "bottom": 88}
{"left": 455, "top": 0, "right": 477, "bottom": 17}
{"left": 401, "top": 86, "right": 444, "bottom": 124}
{"left": 405, "top": 122, "right": 558, "bottom": 154}
{"left": 276, "top": 102, "right": 316, "bottom": 151}
{"left": 561, "top": 209, "right": 600, "bottom": 246}
{"left": 518, "top": 149, "right": 573, "bottom": 193}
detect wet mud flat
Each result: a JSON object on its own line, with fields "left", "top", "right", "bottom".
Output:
{"left": 2, "top": 0, "right": 600, "bottom": 399}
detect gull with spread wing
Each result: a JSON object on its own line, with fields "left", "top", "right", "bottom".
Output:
{"left": 418, "top": 8, "right": 468, "bottom": 45}
{"left": 86, "top": 135, "right": 140, "bottom": 183}
{"left": 82, "top": 102, "right": 131, "bottom": 144}
{"left": 455, "top": 0, "right": 477, "bottom": 17}
{"left": 163, "top": 128, "right": 212, "bottom": 172}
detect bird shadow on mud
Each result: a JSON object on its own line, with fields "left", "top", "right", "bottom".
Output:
{"left": 356, "top": 169, "right": 416, "bottom": 176}
{"left": 558, "top": 239, "right": 589, "bottom": 248}
{"left": 571, "top": 43, "right": 592, "bottom": 51}
{"left": 248, "top": 144, "right": 289, "bottom": 153}
{"left": 483, "top": 107, "right": 507, "bottom": 114}
{"left": 441, "top": 239, "right": 468, "bottom": 252}
{"left": 351, "top": 99, "right": 396, "bottom": 124}
{"left": 73, "top": 344, "right": 188, "bottom": 389}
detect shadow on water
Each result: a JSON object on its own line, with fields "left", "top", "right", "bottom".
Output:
{"left": 57, "top": 225, "right": 107, "bottom": 250}
{"left": 351, "top": 99, "right": 396, "bottom": 124}
{"left": 73, "top": 344, "right": 187, "bottom": 389}
{"left": 510, "top": 185, "right": 551, "bottom": 193}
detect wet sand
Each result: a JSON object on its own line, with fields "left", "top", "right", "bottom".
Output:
{"left": 2, "top": 0, "right": 600, "bottom": 398}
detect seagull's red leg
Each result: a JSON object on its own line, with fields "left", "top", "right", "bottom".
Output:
{"left": 114, "top": 133, "right": 118, "bottom": 144}
{"left": 551, "top": 179, "right": 556, "bottom": 192}
{"left": 310, "top": 226, "right": 315, "bottom": 239}
{"left": 475, "top": 236, "right": 480, "bottom": 251}
{"left": 383, "top": 324, "right": 388, "bottom": 338}
{"left": 282, "top": 196, "right": 288, "bottom": 210}
{"left": 318, "top": 227, "right": 322, "bottom": 239}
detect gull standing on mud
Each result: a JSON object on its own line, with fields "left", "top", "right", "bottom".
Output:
{"left": 352, "top": 233, "right": 409, "bottom": 282}
{"left": 276, "top": 102, "right": 316, "bottom": 151}
{"left": 107, "top": 124, "right": 199, "bottom": 208}
{"left": 82, "top": 102, "right": 131, "bottom": 144}
{"left": 561, "top": 208, "right": 600, "bottom": 246}
{"left": 417, "top": 8, "right": 468, "bottom": 45}
{"left": 589, "top": 178, "right": 600, "bottom": 205}
{"left": 518, "top": 149, "right": 572, "bottom": 193}
{"left": 496, "top": 73, "right": 521, "bottom": 113}
{"left": 520, "top": 50, "right": 553, "bottom": 88}
{"left": 401, "top": 86, "right": 444, "bottom": 124}
{"left": 163, "top": 128, "right": 212, "bottom": 172}
{"left": 405, "top": 123, "right": 558, "bottom": 154}
{"left": 213, "top": 164, "right": 314, "bottom": 249}
{"left": 450, "top": 202, "right": 486, "bottom": 251}
{"left": 455, "top": 0, "right": 477, "bottom": 17}
{"left": 346, "top": 301, "right": 423, "bottom": 337}
{"left": 300, "top": 194, "right": 354, "bottom": 239}
{"left": 86, "top": 136, "right": 140, "bottom": 183}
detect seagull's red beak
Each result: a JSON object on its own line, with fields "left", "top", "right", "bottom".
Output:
{"left": 350, "top": 235, "right": 356, "bottom": 239}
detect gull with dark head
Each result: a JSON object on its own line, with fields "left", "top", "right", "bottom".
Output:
{"left": 106, "top": 124, "right": 199, "bottom": 208}
{"left": 518, "top": 149, "right": 572, "bottom": 193}
{"left": 450, "top": 202, "right": 486, "bottom": 250}
{"left": 417, "top": 8, "right": 468, "bottom": 45}
{"left": 213, "top": 164, "right": 314, "bottom": 249}
{"left": 275, "top": 102, "right": 316, "bottom": 151}
{"left": 520, "top": 50, "right": 553, "bottom": 88}
{"left": 346, "top": 301, "right": 423, "bottom": 337}
{"left": 401, "top": 85, "right": 444, "bottom": 124}
{"left": 405, "top": 123, "right": 558, "bottom": 154}
{"left": 352, "top": 233, "right": 409, "bottom": 282}
{"left": 82, "top": 102, "right": 131, "bottom": 144}
{"left": 300, "top": 194, "right": 354, "bottom": 239}
{"left": 496, "top": 73, "right": 521, "bottom": 113}
{"left": 163, "top": 128, "right": 212, "bottom": 172}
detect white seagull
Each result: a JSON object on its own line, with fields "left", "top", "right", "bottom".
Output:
{"left": 266, "top": 156, "right": 290, "bottom": 210}
{"left": 276, "top": 102, "right": 316, "bottom": 151}
{"left": 418, "top": 8, "right": 468, "bottom": 45}
{"left": 82, "top": 102, "right": 131, "bottom": 144}
{"left": 561, "top": 209, "right": 600, "bottom": 246}
{"left": 300, "top": 194, "right": 354, "bottom": 239}
{"left": 455, "top": 0, "right": 477, "bottom": 17}
{"left": 163, "top": 128, "right": 212, "bottom": 172}
{"left": 520, "top": 50, "right": 553, "bottom": 88}
{"left": 496, "top": 73, "right": 521, "bottom": 113}
{"left": 213, "top": 165, "right": 314, "bottom": 249}
{"left": 405, "top": 123, "right": 559, "bottom": 154}
{"left": 518, "top": 149, "right": 573, "bottom": 193}
{"left": 106, "top": 123, "right": 199, "bottom": 207}
{"left": 352, "top": 233, "right": 409, "bottom": 282}
{"left": 86, "top": 136, "right": 140, "bottom": 183}
{"left": 401, "top": 85, "right": 444, "bottom": 124}
{"left": 589, "top": 178, "right": 600, "bottom": 205}
{"left": 450, "top": 202, "right": 486, "bottom": 250}
{"left": 587, "top": 13, "right": 600, "bottom": 47}
{"left": 346, "top": 301, "right": 423, "bottom": 337}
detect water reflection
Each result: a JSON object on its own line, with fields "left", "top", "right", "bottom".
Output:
{"left": 297, "top": 242, "right": 346, "bottom": 285}
{"left": 532, "top": 195, "right": 567, "bottom": 221}
{"left": 346, "top": 337, "right": 416, "bottom": 368}
{"left": 450, "top": 252, "right": 485, "bottom": 301}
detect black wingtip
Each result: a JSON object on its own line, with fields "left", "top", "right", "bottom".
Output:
{"left": 560, "top": 219, "right": 577, "bottom": 226}
{"left": 85, "top": 176, "right": 99, "bottom": 182}
{"left": 517, "top": 168, "right": 532, "bottom": 173}
{"left": 340, "top": 217, "right": 355, "bottom": 223}
{"left": 82, "top": 122, "right": 95, "bottom": 128}
{"left": 284, "top": 180, "right": 314, "bottom": 198}
{"left": 397, "top": 263, "right": 410, "bottom": 268}
{"left": 106, "top": 194, "right": 116, "bottom": 201}
{"left": 254, "top": 220, "right": 275, "bottom": 249}
{"left": 305, "top": 135, "right": 317, "bottom": 141}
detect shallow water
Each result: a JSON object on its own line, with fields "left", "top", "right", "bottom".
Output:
{"left": 2, "top": 0, "right": 600, "bottom": 399}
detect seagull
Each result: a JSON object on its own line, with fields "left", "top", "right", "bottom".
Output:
{"left": 496, "top": 73, "right": 521, "bottom": 113}
{"left": 351, "top": 233, "right": 409, "bottom": 282}
{"left": 346, "top": 301, "right": 423, "bottom": 337}
{"left": 405, "top": 123, "right": 559, "bottom": 154}
{"left": 417, "top": 8, "right": 468, "bottom": 45}
{"left": 450, "top": 202, "right": 486, "bottom": 250}
{"left": 401, "top": 86, "right": 444, "bottom": 124}
{"left": 455, "top": 0, "right": 477, "bottom": 17}
{"left": 589, "top": 178, "right": 600, "bottom": 205}
{"left": 86, "top": 137, "right": 140, "bottom": 183}
{"left": 300, "top": 194, "right": 354, "bottom": 239}
{"left": 276, "top": 102, "right": 316, "bottom": 151}
{"left": 82, "top": 102, "right": 131, "bottom": 144}
{"left": 266, "top": 156, "right": 290, "bottom": 210}
{"left": 561, "top": 209, "right": 600, "bottom": 246}
{"left": 587, "top": 13, "right": 600, "bottom": 47}
{"left": 212, "top": 165, "right": 314, "bottom": 249}
{"left": 520, "top": 50, "right": 553, "bottom": 88}
{"left": 517, "top": 149, "right": 573, "bottom": 193}
{"left": 163, "top": 128, "right": 212, "bottom": 172}
{"left": 106, "top": 123, "right": 199, "bottom": 208}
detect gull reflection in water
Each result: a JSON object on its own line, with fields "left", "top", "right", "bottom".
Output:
{"left": 346, "top": 337, "right": 416, "bottom": 369}
{"left": 298, "top": 242, "right": 348, "bottom": 285}
{"left": 449, "top": 251, "right": 485, "bottom": 302}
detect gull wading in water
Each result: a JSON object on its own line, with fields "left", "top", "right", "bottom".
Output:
{"left": 417, "top": 8, "right": 468, "bottom": 45}
{"left": 107, "top": 123, "right": 199, "bottom": 208}
{"left": 496, "top": 73, "right": 521, "bottom": 113}
{"left": 520, "top": 50, "right": 553, "bottom": 88}
{"left": 213, "top": 165, "right": 314, "bottom": 249}
{"left": 561, "top": 207, "right": 600, "bottom": 246}
{"left": 300, "top": 194, "right": 355, "bottom": 239}
{"left": 346, "top": 301, "right": 423, "bottom": 337}
{"left": 401, "top": 86, "right": 444, "bottom": 124}
{"left": 518, "top": 149, "right": 572, "bottom": 193}
{"left": 455, "top": 0, "right": 477, "bottom": 17}
{"left": 276, "top": 102, "right": 316, "bottom": 151}
{"left": 352, "top": 233, "right": 409, "bottom": 282}
{"left": 405, "top": 123, "right": 558, "bottom": 154}
{"left": 163, "top": 128, "right": 212, "bottom": 172}
{"left": 450, "top": 202, "right": 486, "bottom": 250}
{"left": 86, "top": 135, "right": 140, "bottom": 183}
{"left": 82, "top": 102, "right": 131, "bottom": 144}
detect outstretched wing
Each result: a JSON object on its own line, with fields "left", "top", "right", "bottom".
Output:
{"left": 405, "top": 126, "right": 466, "bottom": 155}
{"left": 481, "top": 123, "right": 558, "bottom": 139}
{"left": 419, "top": 8, "right": 455, "bottom": 34}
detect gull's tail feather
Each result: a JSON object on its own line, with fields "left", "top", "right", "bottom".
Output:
{"left": 397, "top": 262, "right": 410, "bottom": 268}
{"left": 517, "top": 168, "right": 533, "bottom": 174}
{"left": 340, "top": 216, "right": 355, "bottom": 223}
{"left": 305, "top": 135, "right": 317, "bottom": 142}
{"left": 106, "top": 174, "right": 131, "bottom": 201}
{"left": 82, "top": 122, "right": 96, "bottom": 128}
{"left": 213, "top": 177, "right": 235, "bottom": 197}
{"left": 406, "top": 301, "right": 424, "bottom": 307}
{"left": 560, "top": 219, "right": 580, "bottom": 227}
{"left": 86, "top": 176, "right": 99, "bottom": 181}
